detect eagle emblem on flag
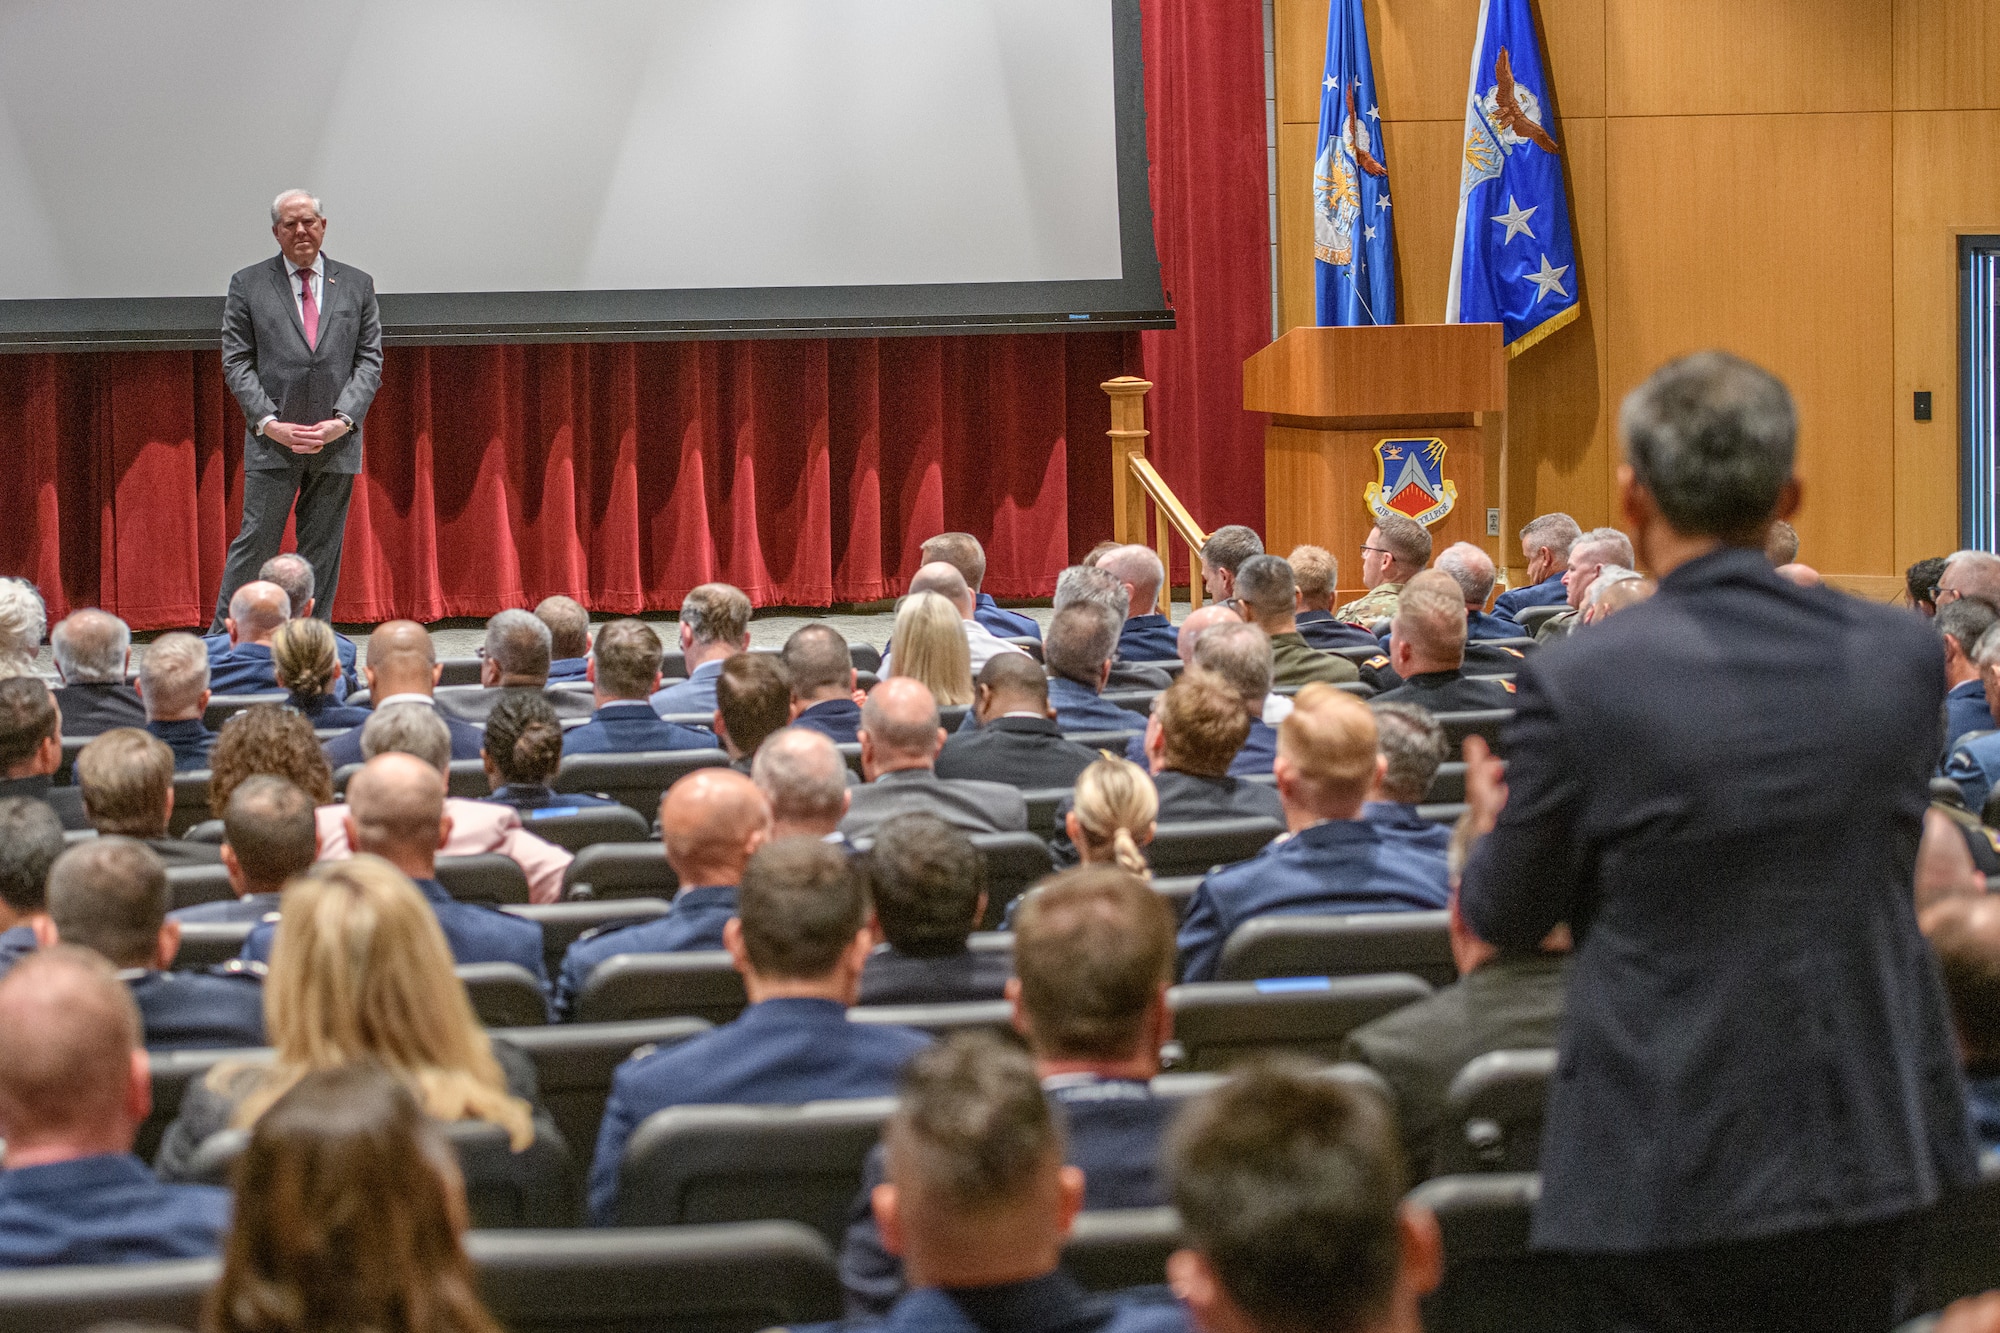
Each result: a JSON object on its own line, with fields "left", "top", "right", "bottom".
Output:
{"left": 1364, "top": 438, "right": 1457, "bottom": 528}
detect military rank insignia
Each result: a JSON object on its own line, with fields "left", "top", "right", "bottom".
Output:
{"left": 1365, "top": 438, "right": 1457, "bottom": 528}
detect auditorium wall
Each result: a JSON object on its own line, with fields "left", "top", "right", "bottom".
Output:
{"left": 1271, "top": 0, "right": 2000, "bottom": 597}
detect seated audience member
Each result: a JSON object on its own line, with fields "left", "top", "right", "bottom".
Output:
{"left": 207, "top": 1064, "right": 508, "bottom": 1333}
{"left": 565, "top": 618, "right": 710, "bottom": 754}
{"left": 161, "top": 855, "right": 552, "bottom": 1182}
{"left": 1289, "top": 545, "right": 1380, "bottom": 650}
{"left": 1066, "top": 757, "right": 1158, "bottom": 875}
{"left": 785, "top": 622, "right": 863, "bottom": 744}
{"left": 50, "top": 608, "right": 144, "bottom": 736}
{"left": 222, "top": 553, "right": 358, "bottom": 695}
{"left": 40, "top": 838, "right": 264, "bottom": 1050}
{"left": 139, "top": 632, "right": 219, "bottom": 771}
{"left": 553, "top": 769, "right": 771, "bottom": 1019}
{"left": 1234, "top": 554, "right": 1360, "bottom": 687}
{"left": 650, "top": 582, "right": 753, "bottom": 717}
{"left": 270, "top": 616, "right": 370, "bottom": 730}
{"left": 173, "top": 776, "right": 318, "bottom": 925}
{"left": 841, "top": 678, "right": 1027, "bottom": 840}
{"left": 923, "top": 531, "right": 1041, "bottom": 641}
{"left": 243, "top": 753, "right": 548, "bottom": 983}
{"left": 835, "top": 1029, "right": 1185, "bottom": 1333}
{"left": 1044, "top": 601, "right": 1147, "bottom": 732}
{"left": 1922, "top": 895, "right": 2000, "bottom": 1150}
{"left": 1098, "top": 544, "right": 1179, "bottom": 662}
{"left": 1199, "top": 524, "right": 1265, "bottom": 610}
{"left": 323, "top": 705, "right": 571, "bottom": 905}
{"left": 716, "top": 652, "right": 793, "bottom": 769}
{"left": 1166, "top": 1063, "right": 1440, "bottom": 1333}
{"left": 438, "top": 609, "right": 593, "bottom": 726}
{"left": 1911, "top": 555, "right": 1951, "bottom": 618}
{"left": 479, "top": 691, "right": 618, "bottom": 814}
{"left": 75, "top": 728, "right": 220, "bottom": 867}
{"left": 1945, "top": 612, "right": 2000, "bottom": 756}
{"left": 0, "top": 577, "right": 47, "bottom": 680}
{"left": 1137, "top": 671, "right": 1283, "bottom": 827}
{"left": 1362, "top": 704, "right": 1456, "bottom": 855}
{"left": 1536, "top": 526, "right": 1635, "bottom": 642}
{"left": 589, "top": 838, "right": 931, "bottom": 1222}
{"left": 937, "top": 654, "right": 1098, "bottom": 789}
{"left": 1776, "top": 562, "right": 1822, "bottom": 587}
{"left": 1186, "top": 621, "right": 1287, "bottom": 775}
{"left": 1582, "top": 567, "right": 1658, "bottom": 622}
{"left": 0, "top": 677, "right": 88, "bottom": 829}
{"left": 1437, "top": 542, "right": 1526, "bottom": 639}
{"left": 1056, "top": 564, "right": 1170, "bottom": 689}
{"left": 1495, "top": 512, "right": 1583, "bottom": 618}
{"left": 0, "top": 947, "right": 230, "bottom": 1266}
{"left": 0, "top": 798, "right": 63, "bottom": 979}
{"left": 1766, "top": 518, "right": 1801, "bottom": 566}
{"left": 209, "top": 702, "right": 336, "bottom": 815}
{"left": 1368, "top": 572, "right": 1518, "bottom": 711}
{"left": 858, "top": 813, "right": 1009, "bottom": 1006}
{"left": 537, "top": 594, "right": 593, "bottom": 682}
{"left": 205, "top": 580, "right": 290, "bottom": 695}
{"left": 754, "top": 727, "right": 855, "bottom": 841}
{"left": 890, "top": 563, "right": 1030, "bottom": 678}
{"left": 1925, "top": 550, "right": 2000, "bottom": 613}
{"left": 1338, "top": 514, "right": 1431, "bottom": 626}
{"left": 1343, "top": 816, "right": 1569, "bottom": 1178}
{"left": 1179, "top": 685, "right": 1450, "bottom": 983}
{"left": 883, "top": 590, "right": 976, "bottom": 708}
{"left": 323, "top": 621, "right": 485, "bottom": 768}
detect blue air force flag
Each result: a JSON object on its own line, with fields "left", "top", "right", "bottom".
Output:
{"left": 1445, "top": 0, "right": 1579, "bottom": 356}
{"left": 1313, "top": 0, "right": 1395, "bottom": 327}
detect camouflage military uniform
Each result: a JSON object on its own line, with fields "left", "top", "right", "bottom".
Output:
{"left": 1335, "top": 582, "right": 1404, "bottom": 628}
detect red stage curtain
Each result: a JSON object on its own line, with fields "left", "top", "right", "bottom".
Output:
{"left": 0, "top": 1, "right": 1269, "bottom": 631}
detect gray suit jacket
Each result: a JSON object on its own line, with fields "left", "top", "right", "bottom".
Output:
{"left": 838, "top": 769, "right": 1028, "bottom": 841}
{"left": 221, "top": 255, "right": 383, "bottom": 475}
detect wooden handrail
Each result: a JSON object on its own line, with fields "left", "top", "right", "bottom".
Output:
{"left": 1129, "top": 456, "right": 1208, "bottom": 614}
{"left": 1102, "top": 375, "right": 1211, "bottom": 617}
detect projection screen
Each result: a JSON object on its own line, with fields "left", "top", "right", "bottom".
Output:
{"left": 0, "top": 0, "right": 1169, "bottom": 350}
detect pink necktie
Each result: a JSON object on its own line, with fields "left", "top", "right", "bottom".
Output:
{"left": 299, "top": 269, "right": 318, "bottom": 350}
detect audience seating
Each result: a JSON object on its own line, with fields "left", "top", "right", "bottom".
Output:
{"left": 203, "top": 691, "right": 289, "bottom": 732}
{"left": 1418, "top": 802, "right": 1470, "bottom": 825}
{"left": 1004, "top": 637, "right": 1045, "bottom": 663}
{"left": 1165, "top": 975, "right": 1432, "bottom": 1071}
{"left": 56, "top": 735, "right": 84, "bottom": 785}
{"left": 1150, "top": 1060, "right": 1394, "bottom": 1108}
{"left": 1919, "top": 1151, "right": 2000, "bottom": 1311}
{"left": 139, "top": 1046, "right": 271, "bottom": 1164}
{"left": 0, "top": 1256, "right": 214, "bottom": 1331}
{"left": 555, "top": 750, "right": 731, "bottom": 818}
{"left": 516, "top": 803, "right": 652, "bottom": 853}
{"left": 1428, "top": 762, "right": 1468, "bottom": 803}
{"left": 503, "top": 899, "right": 674, "bottom": 980}
{"left": 435, "top": 853, "right": 532, "bottom": 907}
{"left": 938, "top": 704, "right": 970, "bottom": 732}
{"left": 611, "top": 1096, "right": 897, "bottom": 1239}
{"left": 836, "top": 742, "right": 864, "bottom": 778}
{"left": 1131, "top": 659, "right": 1182, "bottom": 679}
{"left": 1021, "top": 787, "right": 1069, "bottom": 841}
{"left": 848, "top": 999, "right": 1016, "bottom": 1041}
{"left": 1932, "top": 776, "right": 1970, "bottom": 810}
{"left": 167, "top": 771, "right": 213, "bottom": 837}
{"left": 433, "top": 655, "right": 482, "bottom": 687}
{"left": 1066, "top": 728, "right": 1145, "bottom": 750}
{"left": 1146, "top": 818, "right": 1285, "bottom": 879}
{"left": 847, "top": 643, "right": 883, "bottom": 674}
{"left": 573, "top": 951, "right": 748, "bottom": 1025}
{"left": 173, "top": 921, "right": 256, "bottom": 971}
{"left": 1060, "top": 1208, "right": 1182, "bottom": 1293}
{"left": 1410, "top": 1173, "right": 1575, "bottom": 1333}
{"left": 1435, "top": 710, "right": 1515, "bottom": 757}
{"left": 1213, "top": 911, "right": 1457, "bottom": 989}
{"left": 1149, "top": 875, "right": 1203, "bottom": 918}
{"left": 333, "top": 758, "right": 489, "bottom": 800}
{"left": 492, "top": 1017, "right": 712, "bottom": 1161}
{"left": 457, "top": 962, "right": 551, "bottom": 1028}
{"left": 970, "top": 833, "right": 1055, "bottom": 926}
{"left": 61, "top": 828, "right": 97, "bottom": 846}
{"left": 564, "top": 842, "right": 678, "bottom": 901}
{"left": 661, "top": 649, "right": 688, "bottom": 679}
{"left": 1432, "top": 1049, "right": 1557, "bottom": 1176}
{"left": 1102, "top": 690, "right": 1159, "bottom": 718}
{"left": 1516, "top": 605, "right": 1567, "bottom": 634}
{"left": 181, "top": 818, "right": 225, "bottom": 844}
{"left": 165, "top": 863, "right": 234, "bottom": 912}
{"left": 1480, "top": 637, "right": 1538, "bottom": 654}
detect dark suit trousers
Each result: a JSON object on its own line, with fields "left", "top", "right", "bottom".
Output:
{"left": 209, "top": 465, "right": 353, "bottom": 633}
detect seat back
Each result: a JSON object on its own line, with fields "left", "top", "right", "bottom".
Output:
{"left": 436, "top": 655, "right": 484, "bottom": 686}
{"left": 847, "top": 642, "right": 882, "bottom": 673}
{"left": 835, "top": 743, "right": 864, "bottom": 777}
{"left": 1147, "top": 818, "right": 1284, "bottom": 879}
{"left": 332, "top": 757, "right": 489, "bottom": 800}
{"left": 468, "top": 1222, "right": 843, "bottom": 1333}
{"left": 181, "top": 818, "right": 226, "bottom": 844}
{"left": 1020, "top": 786, "right": 1070, "bottom": 841}
{"left": 139, "top": 1046, "right": 271, "bottom": 1164}
{"left": 0, "top": 1257, "right": 216, "bottom": 1331}
{"left": 56, "top": 735, "right": 86, "bottom": 785}
{"left": 173, "top": 921, "right": 256, "bottom": 972}
{"left": 503, "top": 899, "right": 673, "bottom": 980}
{"left": 1433, "top": 1049, "right": 1557, "bottom": 1176}
{"left": 518, "top": 804, "right": 653, "bottom": 853}
{"left": 1167, "top": 975, "right": 1433, "bottom": 1071}
{"left": 1516, "top": 605, "right": 1567, "bottom": 633}
{"left": 574, "top": 951, "right": 748, "bottom": 1025}
{"left": 1434, "top": 709, "right": 1515, "bottom": 757}
{"left": 436, "top": 853, "right": 532, "bottom": 907}
{"left": 166, "top": 863, "right": 234, "bottom": 911}
{"left": 556, "top": 750, "right": 732, "bottom": 818}
{"left": 1100, "top": 689, "right": 1160, "bottom": 718}
{"left": 968, "top": 832, "right": 1055, "bottom": 927}
{"left": 847, "top": 1000, "right": 1015, "bottom": 1041}
{"left": 457, "top": 962, "right": 550, "bottom": 1028}
{"left": 614, "top": 1097, "right": 896, "bottom": 1240}
{"left": 564, "top": 842, "right": 678, "bottom": 901}
{"left": 1410, "top": 1174, "right": 1577, "bottom": 1333}
{"left": 493, "top": 1018, "right": 712, "bottom": 1161}
{"left": 1427, "top": 762, "right": 1468, "bottom": 803}
{"left": 1061, "top": 1208, "right": 1183, "bottom": 1293}
{"left": 1150, "top": 1060, "right": 1394, "bottom": 1108}
{"left": 167, "top": 770, "right": 213, "bottom": 837}
{"left": 1149, "top": 875, "right": 1203, "bottom": 919}
{"left": 204, "top": 691, "right": 289, "bottom": 732}
{"left": 1215, "top": 911, "right": 1456, "bottom": 989}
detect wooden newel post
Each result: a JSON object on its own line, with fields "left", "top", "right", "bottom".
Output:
{"left": 1103, "top": 376, "right": 1153, "bottom": 550}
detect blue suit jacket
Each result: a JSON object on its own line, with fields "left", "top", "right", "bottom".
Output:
{"left": 1945, "top": 680, "right": 1996, "bottom": 760}
{"left": 126, "top": 969, "right": 267, "bottom": 1051}
{"left": 975, "top": 593, "right": 1042, "bottom": 642}
{"left": 795, "top": 698, "right": 863, "bottom": 745}
{"left": 1946, "top": 731, "right": 2000, "bottom": 821}
{"left": 203, "top": 642, "right": 281, "bottom": 695}
{"left": 649, "top": 661, "right": 724, "bottom": 719}
{"left": 1294, "top": 609, "right": 1381, "bottom": 652}
{"left": 549, "top": 656, "right": 590, "bottom": 683}
{"left": 1120, "top": 722, "right": 1279, "bottom": 781}
{"left": 245, "top": 877, "right": 548, "bottom": 998}
{"left": 291, "top": 695, "right": 372, "bottom": 730}
{"left": 1467, "top": 608, "right": 1527, "bottom": 640}
{"left": 589, "top": 997, "right": 929, "bottom": 1221}
{"left": 564, "top": 700, "right": 712, "bottom": 755}
{"left": 485, "top": 784, "right": 621, "bottom": 814}
{"left": 0, "top": 924, "right": 35, "bottom": 982}
{"left": 1117, "top": 614, "right": 1180, "bottom": 663}
{"left": 204, "top": 630, "right": 359, "bottom": 701}
{"left": 0, "top": 1154, "right": 229, "bottom": 1267}
{"left": 1048, "top": 676, "right": 1141, "bottom": 735}
{"left": 808, "top": 1272, "right": 1186, "bottom": 1333}
{"left": 1493, "top": 573, "right": 1569, "bottom": 618}
{"left": 1178, "top": 813, "right": 1451, "bottom": 983}
{"left": 554, "top": 885, "right": 739, "bottom": 1019}
{"left": 323, "top": 701, "right": 483, "bottom": 769}
{"left": 148, "top": 719, "right": 217, "bottom": 771}
{"left": 170, "top": 893, "right": 281, "bottom": 925}
{"left": 1463, "top": 547, "right": 1976, "bottom": 1252}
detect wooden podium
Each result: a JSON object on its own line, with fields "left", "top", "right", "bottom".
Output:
{"left": 1244, "top": 324, "right": 1507, "bottom": 604}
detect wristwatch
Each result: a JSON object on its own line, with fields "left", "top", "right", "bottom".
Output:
{"left": 333, "top": 411, "right": 355, "bottom": 432}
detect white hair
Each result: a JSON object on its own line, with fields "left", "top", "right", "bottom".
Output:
{"left": 270, "top": 189, "right": 323, "bottom": 224}
{"left": 1585, "top": 565, "right": 1644, "bottom": 608}
{"left": 50, "top": 609, "right": 130, "bottom": 685}
{"left": 0, "top": 579, "right": 47, "bottom": 681}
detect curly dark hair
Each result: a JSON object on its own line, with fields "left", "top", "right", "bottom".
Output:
{"left": 209, "top": 703, "right": 335, "bottom": 810}
{"left": 483, "top": 691, "right": 565, "bottom": 785}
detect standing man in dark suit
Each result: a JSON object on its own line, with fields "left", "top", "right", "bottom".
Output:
{"left": 1461, "top": 351, "right": 1976, "bottom": 1332}
{"left": 210, "top": 190, "right": 382, "bottom": 634}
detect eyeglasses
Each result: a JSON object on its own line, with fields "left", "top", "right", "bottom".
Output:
{"left": 1937, "top": 586, "right": 1965, "bottom": 606}
{"left": 1361, "top": 545, "right": 1393, "bottom": 557}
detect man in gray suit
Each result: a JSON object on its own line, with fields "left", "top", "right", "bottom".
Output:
{"left": 839, "top": 678, "right": 1026, "bottom": 842}
{"left": 209, "top": 189, "right": 383, "bottom": 634}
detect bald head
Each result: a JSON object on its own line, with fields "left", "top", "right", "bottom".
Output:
{"left": 1434, "top": 542, "right": 1497, "bottom": 609}
{"left": 1176, "top": 604, "right": 1242, "bottom": 665}
{"left": 658, "top": 769, "right": 772, "bottom": 888}
{"left": 861, "top": 676, "right": 946, "bottom": 774}
{"left": 363, "top": 621, "right": 440, "bottom": 698}
{"left": 909, "top": 563, "right": 974, "bottom": 619}
{"left": 977, "top": 651, "right": 1052, "bottom": 717}
{"left": 1390, "top": 570, "right": 1469, "bottom": 672}
{"left": 345, "top": 753, "right": 447, "bottom": 875}
{"left": 1776, "top": 563, "right": 1821, "bottom": 588}
{"left": 1096, "top": 545, "right": 1165, "bottom": 619}
{"left": 0, "top": 946, "right": 145, "bottom": 1158}
{"left": 228, "top": 580, "right": 291, "bottom": 646}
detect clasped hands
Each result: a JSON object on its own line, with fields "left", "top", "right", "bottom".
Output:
{"left": 266, "top": 418, "right": 350, "bottom": 455}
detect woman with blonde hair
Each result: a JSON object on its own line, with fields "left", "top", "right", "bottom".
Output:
{"left": 270, "top": 616, "right": 370, "bottom": 729}
{"left": 1066, "top": 756, "right": 1158, "bottom": 877}
{"left": 886, "top": 590, "right": 974, "bottom": 707}
{"left": 156, "top": 856, "right": 555, "bottom": 1181}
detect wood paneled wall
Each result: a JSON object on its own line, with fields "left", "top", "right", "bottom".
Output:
{"left": 1271, "top": 0, "right": 2000, "bottom": 594}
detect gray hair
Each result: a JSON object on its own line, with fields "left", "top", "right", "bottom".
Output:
{"left": 1972, "top": 623, "right": 2000, "bottom": 671}
{"left": 1939, "top": 598, "right": 2000, "bottom": 660}
{"left": 751, "top": 728, "right": 850, "bottom": 825}
{"left": 1199, "top": 525, "right": 1265, "bottom": 576}
{"left": 1096, "top": 545, "right": 1165, "bottom": 607}
{"left": 1369, "top": 703, "right": 1447, "bottom": 804}
{"left": 1190, "top": 622, "right": 1273, "bottom": 706}
{"left": 136, "top": 633, "right": 208, "bottom": 717}
{"left": 1053, "top": 565, "right": 1130, "bottom": 620}
{"left": 1946, "top": 551, "right": 2000, "bottom": 609}
{"left": 257, "top": 554, "right": 314, "bottom": 617}
{"left": 1620, "top": 351, "right": 1797, "bottom": 542}
{"left": 270, "top": 189, "right": 323, "bottom": 223}
{"left": 1585, "top": 565, "right": 1644, "bottom": 608}
{"left": 359, "top": 702, "right": 452, "bottom": 773}
{"left": 1519, "top": 513, "right": 1582, "bottom": 563}
{"left": 51, "top": 609, "right": 130, "bottom": 685}
{"left": 1044, "top": 602, "right": 1120, "bottom": 687}
{"left": 484, "top": 608, "right": 552, "bottom": 678}
{"left": 1231, "top": 555, "right": 1297, "bottom": 620}
{"left": 1574, "top": 527, "right": 1636, "bottom": 570}
{"left": 680, "top": 583, "right": 752, "bottom": 648}
{"left": 0, "top": 579, "right": 46, "bottom": 679}
{"left": 1434, "top": 542, "right": 1496, "bottom": 607}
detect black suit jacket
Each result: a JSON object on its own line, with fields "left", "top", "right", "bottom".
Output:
{"left": 51, "top": 683, "right": 145, "bottom": 737}
{"left": 435, "top": 685, "right": 596, "bottom": 727}
{"left": 0, "top": 775, "right": 90, "bottom": 831}
{"left": 935, "top": 716, "right": 1098, "bottom": 790}
{"left": 1152, "top": 768, "right": 1285, "bottom": 825}
{"left": 221, "top": 255, "right": 382, "bottom": 476}
{"left": 1462, "top": 547, "right": 1976, "bottom": 1252}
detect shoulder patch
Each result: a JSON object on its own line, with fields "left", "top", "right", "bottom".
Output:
{"left": 1366, "top": 655, "right": 1390, "bottom": 669}
{"left": 1500, "top": 647, "right": 1525, "bottom": 659}
{"left": 1500, "top": 680, "right": 1517, "bottom": 694}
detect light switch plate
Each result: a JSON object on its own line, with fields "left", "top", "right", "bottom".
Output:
{"left": 1487, "top": 508, "right": 1501, "bottom": 537}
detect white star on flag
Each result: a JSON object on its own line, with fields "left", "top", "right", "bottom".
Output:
{"left": 1376, "top": 195, "right": 1391, "bottom": 211}
{"left": 1325, "top": 75, "right": 1338, "bottom": 93}
{"left": 1490, "top": 195, "right": 1537, "bottom": 244}
{"left": 1363, "top": 223, "right": 1376, "bottom": 240}
{"left": 1524, "top": 253, "right": 1570, "bottom": 304}
{"left": 1365, "top": 104, "right": 1381, "bottom": 121}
